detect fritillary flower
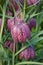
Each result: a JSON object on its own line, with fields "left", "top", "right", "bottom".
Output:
{"left": 27, "top": 18, "right": 36, "bottom": 30}
{"left": 27, "top": 0, "right": 38, "bottom": 5}
{"left": 11, "top": 18, "right": 30, "bottom": 43}
{"left": 19, "top": 46, "right": 35, "bottom": 60}
{"left": 4, "top": 41, "right": 15, "bottom": 52}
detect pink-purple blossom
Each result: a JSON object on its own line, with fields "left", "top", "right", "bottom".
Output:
{"left": 27, "top": 18, "right": 36, "bottom": 30}
{"left": 4, "top": 41, "right": 15, "bottom": 52}
{"left": 7, "top": 18, "right": 15, "bottom": 31}
{"left": 27, "top": 0, "right": 38, "bottom": 5}
{"left": 19, "top": 46, "right": 35, "bottom": 60}
{"left": 11, "top": 18, "right": 31, "bottom": 43}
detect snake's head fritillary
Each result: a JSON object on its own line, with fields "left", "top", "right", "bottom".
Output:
{"left": 4, "top": 41, "right": 15, "bottom": 52}
{"left": 19, "top": 46, "right": 35, "bottom": 60}
{"left": 27, "top": 0, "right": 38, "bottom": 5}
{"left": 11, "top": 18, "right": 31, "bottom": 43}
{"left": 27, "top": 18, "right": 36, "bottom": 30}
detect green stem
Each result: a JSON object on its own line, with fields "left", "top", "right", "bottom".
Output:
{"left": 23, "top": 0, "right": 26, "bottom": 19}
{"left": 16, "top": 43, "right": 18, "bottom": 62}
{"left": 8, "top": 60, "right": 10, "bottom": 65}
{"left": 12, "top": 43, "right": 15, "bottom": 65}
{"left": 0, "top": 60, "right": 2, "bottom": 65}
{"left": 0, "top": 8, "right": 6, "bottom": 42}
{"left": 0, "top": 0, "right": 9, "bottom": 42}
{"left": 12, "top": 51, "right": 14, "bottom": 65}
{"left": 0, "top": 5, "right": 3, "bottom": 12}
{"left": 0, "top": 14, "right": 12, "bottom": 19}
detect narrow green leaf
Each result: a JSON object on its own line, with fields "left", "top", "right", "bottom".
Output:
{"left": 16, "top": 61, "right": 43, "bottom": 65}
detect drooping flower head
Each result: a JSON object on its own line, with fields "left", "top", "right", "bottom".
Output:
{"left": 27, "top": 18, "right": 36, "bottom": 30}
{"left": 19, "top": 46, "right": 35, "bottom": 60}
{"left": 27, "top": 0, "right": 38, "bottom": 5}
{"left": 28, "top": 46, "right": 35, "bottom": 59}
{"left": 11, "top": 17, "right": 31, "bottom": 43}
{"left": 4, "top": 41, "right": 15, "bottom": 52}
